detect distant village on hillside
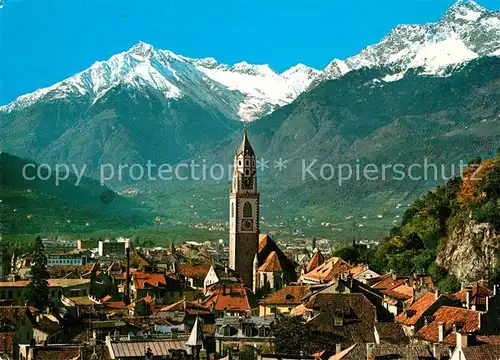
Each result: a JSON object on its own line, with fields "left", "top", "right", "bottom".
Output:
{"left": 0, "top": 130, "right": 499, "bottom": 360}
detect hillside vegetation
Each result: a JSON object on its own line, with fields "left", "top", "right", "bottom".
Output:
{"left": 350, "top": 154, "right": 500, "bottom": 291}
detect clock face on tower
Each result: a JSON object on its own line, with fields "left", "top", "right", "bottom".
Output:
{"left": 241, "top": 176, "right": 254, "bottom": 190}
{"left": 241, "top": 219, "right": 253, "bottom": 231}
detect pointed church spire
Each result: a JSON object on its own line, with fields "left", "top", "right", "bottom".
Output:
{"left": 235, "top": 126, "right": 255, "bottom": 156}
{"left": 186, "top": 316, "right": 204, "bottom": 347}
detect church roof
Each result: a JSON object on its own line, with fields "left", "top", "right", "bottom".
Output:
{"left": 235, "top": 127, "right": 255, "bottom": 156}
{"left": 258, "top": 251, "right": 282, "bottom": 272}
{"left": 258, "top": 234, "right": 296, "bottom": 280}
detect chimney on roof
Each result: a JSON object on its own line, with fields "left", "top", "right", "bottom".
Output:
{"left": 366, "top": 343, "right": 375, "bottom": 360}
{"left": 456, "top": 332, "right": 469, "bottom": 349}
{"left": 438, "top": 322, "right": 445, "bottom": 342}
{"left": 485, "top": 295, "right": 490, "bottom": 312}
{"left": 435, "top": 289, "right": 439, "bottom": 300}
{"left": 466, "top": 289, "right": 472, "bottom": 310}
{"left": 391, "top": 271, "right": 396, "bottom": 281}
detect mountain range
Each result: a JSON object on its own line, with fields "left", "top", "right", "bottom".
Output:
{"left": 1, "top": 0, "right": 500, "bottom": 238}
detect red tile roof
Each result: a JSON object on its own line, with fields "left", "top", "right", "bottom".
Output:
{"left": 302, "top": 257, "right": 352, "bottom": 282}
{"left": 347, "top": 264, "right": 371, "bottom": 276}
{"left": 462, "top": 344, "right": 500, "bottom": 360}
{"left": 383, "top": 283, "right": 413, "bottom": 301}
{"left": 396, "top": 292, "right": 439, "bottom": 326}
{"left": 306, "top": 250, "right": 325, "bottom": 273}
{"left": 103, "top": 301, "right": 128, "bottom": 309}
{"left": 259, "top": 285, "right": 311, "bottom": 305}
{"left": 158, "top": 299, "right": 211, "bottom": 316}
{"left": 414, "top": 306, "right": 480, "bottom": 345}
{"left": 101, "top": 295, "right": 112, "bottom": 303}
{"left": 258, "top": 251, "right": 282, "bottom": 272}
{"left": 371, "top": 274, "right": 434, "bottom": 292}
{"left": 133, "top": 272, "right": 167, "bottom": 289}
{"left": 177, "top": 264, "right": 211, "bottom": 280}
{"left": 202, "top": 285, "right": 257, "bottom": 312}
{"left": 477, "top": 336, "right": 500, "bottom": 344}
{"left": 455, "top": 282, "right": 493, "bottom": 306}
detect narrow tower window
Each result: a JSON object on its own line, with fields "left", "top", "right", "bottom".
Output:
{"left": 231, "top": 203, "right": 235, "bottom": 217}
{"left": 243, "top": 202, "right": 252, "bottom": 218}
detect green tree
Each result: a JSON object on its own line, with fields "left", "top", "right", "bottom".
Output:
{"left": 332, "top": 245, "right": 361, "bottom": 264}
{"left": 239, "top": 346, "right": 257, "bottom": 360}
{"left": 437, "top": 275, "right": 461, "bottom": 294}
{"left": 468, "top": 156, "right": 482, "bottom": 166}
{"left": 27, "top": 236, "right": 50, "bottom": 309}
{"left": 270, "top": 315, "right": 315, "bottom": 354}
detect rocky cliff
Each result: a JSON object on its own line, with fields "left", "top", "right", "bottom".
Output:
{"left": 437, "top": 219, "right": 500, "bottom": 284}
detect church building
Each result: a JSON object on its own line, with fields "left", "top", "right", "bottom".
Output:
{"left": 229, "top": 128, "right": 296, "bottom": 293}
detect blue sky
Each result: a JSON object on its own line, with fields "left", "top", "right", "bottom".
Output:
{"left": 0, "top": 0, "right": 499, "bottom": 105}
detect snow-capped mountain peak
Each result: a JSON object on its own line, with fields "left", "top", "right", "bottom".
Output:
{"left": 0, "top": 41, "right": 320, "bottom": 121}
{"left": 281, "top": 63, "right": 320, "bottom": 77}
{"left": 192, "top": 58, "right": 319, "bottom": 121}
{"left": 2, "top": 1, "right": 499, "bottom": 120}
{"left": 444, "top": 0, "right": 487, "bottom": 21}
{"left": 312, "top": 0, "right": 500, "bottom": 87}
{"left": 128, "top": 41, "right": 156, "bottom": 57}
{"left": 230, "top": 62, "right": 276, "bottom": 76}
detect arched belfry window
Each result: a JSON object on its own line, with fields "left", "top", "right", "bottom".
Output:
{"left": 243, "top": 202, "right": 252, "bottom": 218}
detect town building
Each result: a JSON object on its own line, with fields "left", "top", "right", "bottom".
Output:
{"left": 130, "top": 271, "right": 195, "bottom": 305}
{"left": 0, "top": 278, "right": 90, "bottom": 304}
{"left": 105, "top": 334, "right": 187, "bottom": 359}
{"left": 395, "top": 291, "right": 454, "bottom": 336}
{"left": 203, "top": 265, "right": 240, "bottom": 293}
{"left": 258, "top": 285, "right": 311, "bottom": 316}
{"left": 46, "top": 250, "right": 88, "bottom": 267}
{"left": 202, "top": 284, "right": 258, "bottom": 317}
{"left": 178, "top": 263, "right": 212, "bottom": 289}
{"left": 41, "top": 238, "right": 82, "bottom": 252}
{"left": 229, "top": 129, "right": 296, "bottom": 292}
{"left": 450, "top": 333, "right": 500, "bottom": 360}
{"left": 299, "top": 257, "right": 352, "bottom": 284}
{"left": 214, "top": 315, "right": 274, "bottom": 354}
{"left": 454, "top": 282, "right": 494, "bottom": 311}
{"left": 98, "top": 238, "right": 130, "bottom": 257}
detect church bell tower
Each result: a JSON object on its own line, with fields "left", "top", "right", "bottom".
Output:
{"left": 229, "top": 127, "right": 259, "bottom": 288}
